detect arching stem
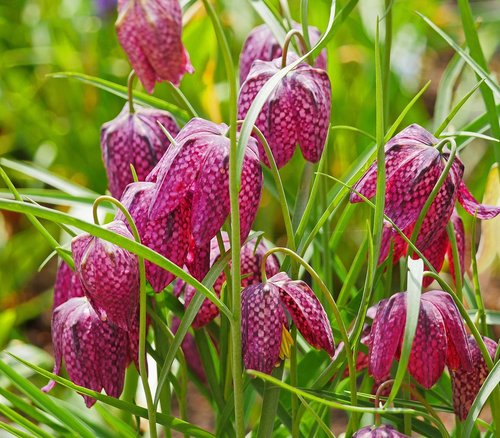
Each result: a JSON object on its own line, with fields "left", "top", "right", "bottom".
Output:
{"left": 281, "top": 29, "right": 313, "bottom": 68}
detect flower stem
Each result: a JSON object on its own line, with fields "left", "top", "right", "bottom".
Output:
{"left": 281, "top": 29, "right": 313, "bottom": 68}
{"left": 127, "top": 70, "right": 136, "bottom": 114}
{"left": 92, "top": 195, "right": 157, "bottom": 438}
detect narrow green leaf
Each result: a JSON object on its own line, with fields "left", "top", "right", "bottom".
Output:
{"left": 250, "top": 0, "right": 287, "bottom": 45}
{"left": 0, "top": 403, "right": 53, "bottom": 438}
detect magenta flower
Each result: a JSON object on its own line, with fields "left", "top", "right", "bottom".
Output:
{"left": 42, "top": 297, "right": 129, "bottom": 407}
{"left": 369, "top": 290, "right": 472, "bottom": 388}
{"left": 353, "top": 425, "right": 409, "bottom": 437}
{"left": 238, "top": 55, "right": 331, "bottom": 168}
{"left": 71, "top": 220, "right": 139, "bottom": 331}
{"left": 117, "top": 181, "right": 190, "bottom": 292}
{"left": 239, "top": 23, "right": 327, "bottom": 83}
{"left": 53, "top": 261, "right": 85, "bottom": 309}
{"left": 148, "top": 118, "right": 263, "bottom": 275}
{"left": 241, "top": 272, "right": 334, "bottom": 374}
{"left": 351, "top": 124, "right": 500, "bottom": 277}
{"left": 115, "top": 0, "right": 193, "bottom": 92}
{"left": 174, "top": 233, "right": 280, "bottom": 328}
{"left": 451, "top": 335, "right": 497, "bottom": 421}
{"left": 100, "top": 103, "right": 179, "bottom": 198}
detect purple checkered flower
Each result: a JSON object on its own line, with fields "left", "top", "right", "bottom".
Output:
{"left": 53, "top": 261, "right": 85, "bottom": 309}
{"left": 241, "top": 272, "right": 334, "bottom": 374}
{"left": 239, "top": 22, "right": 327, "bottom": 83}
{"left": 238, "top": 54, "right": 331, "bottom": 168}
{"left": 71, "top": 220, "right": 139, "bottom": 331}
{"left": 353, "top": 425, "right": 409, "bottom": 437}
{"left": 42, "top": 297, "right": 129, "bottom": 407}
{"left": 100, "top": 103, "right": 179, "bottom": 198}
{"left": 117, "top": 181, "right": 190, "bottom": 292}
{"left": 351, "top": 124, "right": 500, "bottom": 279}
{"left": 115, "top": 0, "right": 193, "bottom": 92}
{"left": 369, "top": 290, "right": 472, "bottom": 388}
{"left": 451, "top": 335, "right": 497, "bottom": 421}
{"left": 148, "top": 118, "right": 263, "bottom": 279}
{"left": 174, "top": 233, "right": 280, "bottom": 328}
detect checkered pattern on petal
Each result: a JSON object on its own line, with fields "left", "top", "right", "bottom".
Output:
{"left": 53, "top": 261, "right": 85, "bottom": 309}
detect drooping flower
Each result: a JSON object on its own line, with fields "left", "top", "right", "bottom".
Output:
{"left": 238, "top": 54, "right": 331, "bottom": 168}
{"left": 115, "top": 0, "right": 193, "bottom": 92}
{"left": 53, "top": 261, "right": 85, "bottom": 309}
{"left": 42, "top": 297, "right": 129, "bottom": 407}
{"left": 369, "top": 290, "right": 472, "bottom": 388}
{"left": 174, "top": 233, "right": 280, "bottom": 328}
{"left": 148, "top": 118, "right": 263, "bottom": 279}
{"left": 241, "top": 272, "right": 334, "bottom": 374}
{"left": 350, "top": 124, "right": 500, "bottom": 280}
{"left": 451, "top": 335, "right": 497, "bottom": 421}
{"left": 71, "top": 220, "right": 139, "bottom": 331}
{"left": 352, "top": 425, "right": 409, "bottom": 437}
{"left": 239, "top": 23, "right": 327, "bottom": 83}
{"left": 116, "top": 181, "right": 190, "bottom": 292}
{"left": 100, "top": 103, "right": 179, "bottom": 198}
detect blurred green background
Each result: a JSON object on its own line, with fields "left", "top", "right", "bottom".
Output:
{"left": 0, "top": 0, "right": 499, "bottom": 351}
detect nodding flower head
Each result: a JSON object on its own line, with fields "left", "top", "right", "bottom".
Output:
{"left": 148, "top": 118, "right": 263, "bottom": 270}
{"left": 100, "top": 103, "right": 179, "bottom": 198}
{"left": 238, "top": 54, "right": 331, "bottom": 168}
{"left": 116, "top": 0, "right": 193, "bottom": 92}
{"left": 42, "top": 297, "right": 130, "bottom": 408}
{"left": 117, "top": 181, "right": 191, "bottom": 292}
{"left": 241, "top": 272, "right": 334, "bottom": 374}
{"left": 174, "top": 233, "right": 280, "bottom": 328}
{"left": 239, "top": 22, "right": 327, "bottom": 83}
{"left": 369, "top": 290, "right": 472, "bottom": 388}
{"left": 71, "top": 220, "right": 139, "bottom": 331}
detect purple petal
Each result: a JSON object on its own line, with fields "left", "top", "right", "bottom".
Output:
{"left": 272, "top": 274, "right": 334, "bottom": 356}
{"left": 407, "top": 298, "right": 447, "bottom": 388}
{"left": 185, "top": 238, "right": 210, "bottom": 282}
{"left": 53, "top": 261, "right": 85, "bottom": 309}
{"left": 447, "top": 211, "right": 465, "bottom": 283}
{"left": 421, "top": 228, "right": 449, "bottom": 288}
{"left": 421, "top": 290, "right": 472, "bottom": 371}
{"left": 241, "top": 283, "right": 287, "bottom": 374}
{"left": 183, "top": 283, "right": 220, "bottom": 329}
{"left": 171, "top": 317, "right": 206, "bottom": 382}
{"left": 458, "top": 180, "right": 500, "bottom": 219}
{"left": 369, "top": 294, "right": 406, "bottom": 382}
{"left": 353, "top": 425, "right": 410, "bottom": 437}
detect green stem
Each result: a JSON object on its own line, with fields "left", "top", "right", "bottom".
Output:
{"left": 256, "top": 366, "right": 284, "bottom": 438}
{"left": 470, "top": 215, "right": 487, "bottom": 334}
{"left": 382, "top": 0, "right": 392, "bottom": 128}
{"left": 446, "top": 221, "right": 463, "bottom": 299}
{"left": 120, "top": 366, "right": 139, "bottom": 425}
{"left": 292, "top": 162, "right": 315, "bottom": 232}
{"left": 127, "top": 70, "right": 136, "bottom": 114}
{"left": 281, "top": 29, "right": 313, "bottom": 68}
{"left": 92, "top": 195, "right": 157, "bottom": 438}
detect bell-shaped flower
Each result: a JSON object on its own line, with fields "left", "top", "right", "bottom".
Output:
{"left": 53, "top": 261, "right": 85, "bottom": 309}
{"left": 71, "top": 220, "right": 139, "bottom": 331}
{"left": 148, "top": 118, "right": 263, "bottom": 269}
{"left": 100, "top": 103, "right": 179, "bottom": 198}
{"left": 241, "top": 272, "right": 334, "bottom": 374}
{"left": 42, "top": 297, "right": 130, "bottom": 407}
{"left": 239, "top": 22, "right": 327, "bottom": 83}
{"left": 116, "top": 181, "right": 190, "bottom": 292}
{"left": 174, "top": 233, "right": 280, "bottom": 328}
{"left": 238, "top": 54, "right": 331, "bottom": 168}
{"left": 451, "top": 335, "right": 497, "bottom": 421}
{"left": 369, "top": 290, "right": 472, "bottom": 388}
{"left": 351, "top": 124, "right": 500, "bottom": 274}
{"left": 115, "top": 0, "right": 193, "bottom": 92}
{"left": 353, "top": 425, "right": 409, "bottom": 437}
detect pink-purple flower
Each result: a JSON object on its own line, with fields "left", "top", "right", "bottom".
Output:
{"left": 53, "top": 261, "right": 85, "bottom": 309}
{"left": 100, "top": 103, "right": 179, "bottom": 198}
{"left": 238, "top": 54, "right": 331, "bottom": 168}
{"left": 239, "top": 23, "right": 327, "bottom": 83}
{"left": 353, "top": 425, "right": 409, "bottom": 437}
{"left": 369, "top": 290, "right": 472, "bottom": 388}
{"left": 115, "top": 0, "right": 193, "bottom": 92}
{"left": 241, "top": 272, "right": 334, "bottom": 374}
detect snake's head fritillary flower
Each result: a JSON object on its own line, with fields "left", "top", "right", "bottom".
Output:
{"left": 238, "top": 55, "right": 331, "bottom": 168}
{"left": 239, "top": 22, "right": 327, "bottom": 83}
{"left": 53, "top": 261, "right": 85, "bottom": 309}
{"left": 71, "top": 220, "right": 139, "bottom": 331}
{"left": 175, "top": 233, "right": 280, "bottom": 328}
{"left": 42, "top": 297, "right": 129, "bottom": 408}
{"left": 117, "top": 181, "right": 190, "bottom": 292}
{"left": 369, "top": 290, "right": 472, "bottom": 388}
{"left": 451, "top": 335, "right": 497, "bottom": 421}
{"left": 241, "top": 272, "right": 334, "bottom": 374}
{"left": 351, "top": 124, "right": 500, "bottom": 277}
{"left": 115, "top": 0, "right": 193, "bottom": 92}
{"left": 100, "top": 103, "right": 179, "bottom": 198}
{"left": 149, "top": 118, "right": 263, "bottom": 256}
{"left": 353, "top": 425, "right": 409, "bottom": 437}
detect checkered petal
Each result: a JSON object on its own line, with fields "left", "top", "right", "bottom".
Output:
{"left": 421, "top": 228, "right": 449, "bottom": 288}
{"left": 458, "top": 180, "right": 500, "bottom": 219}
{"left": 447, "top": 211, "right": 465, "bottom": 283}
{"left": 53, "top": 261, "right": 85, "bottom": 309}
{"left": 353, "top": 425, "right": 410, "bottom": 437}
